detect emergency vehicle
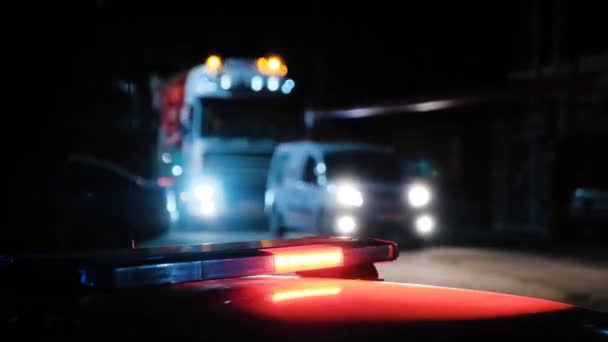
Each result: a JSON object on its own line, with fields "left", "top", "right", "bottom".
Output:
{"left": 3, "top": 237, "right": 607, "bottom": 337}
{"left": 152, "top": 54, "right": 301, "bottom": 227}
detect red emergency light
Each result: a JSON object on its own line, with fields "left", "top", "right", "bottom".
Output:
{"left": 266, "top": 245, "right": 344, "bottom": 273}
{"left": 157, "top": 176, "right": 175, "bottom": 188}
{"left": 69, "top": 238, "right": 398, "bottom": 288}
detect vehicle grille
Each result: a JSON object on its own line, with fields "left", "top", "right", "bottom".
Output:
{"left": 366, "top": 189, "right": 403, "bottom": 209}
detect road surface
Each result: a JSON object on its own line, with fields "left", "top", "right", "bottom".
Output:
{"left": 142, "top": 228, "right": 608, "bottom": 312}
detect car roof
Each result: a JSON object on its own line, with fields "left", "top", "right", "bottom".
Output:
{"left": 276, "top": 141, "right": 391, "bottom": 155}
{"left": 64, "top": 276, "right": 607, "bottom": 337}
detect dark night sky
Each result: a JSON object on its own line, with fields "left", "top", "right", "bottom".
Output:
{"left": 11, "top": 1, "right": 606, "bottom": 174}
{"left": 33, "top": 1, "right": 604, "bottom": 112}
{"left": 46, "top": 3, "right": 521, "bottom": 106}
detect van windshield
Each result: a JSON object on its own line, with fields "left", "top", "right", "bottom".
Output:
{"left": 324, "top": 150, "right": 402, "bottom": 183}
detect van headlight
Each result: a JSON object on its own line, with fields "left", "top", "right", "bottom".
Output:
{"left": 415, "top": 214, "right": 435, "bottom": 236}
{"left": 407, "top": 183, "right": 431, "bottom": 208}
{"left": 335, "top": 183, "right": 364, "bottom": 207}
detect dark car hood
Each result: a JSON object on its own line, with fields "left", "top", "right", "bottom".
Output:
{"left": 16, "top": 276, "right": 605, "bottom": 338}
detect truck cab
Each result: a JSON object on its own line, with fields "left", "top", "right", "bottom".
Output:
{"left": 169, "top": 55, "right": 302, "bottom": 228}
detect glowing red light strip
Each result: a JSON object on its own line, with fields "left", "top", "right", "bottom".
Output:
{"left": 266, "top": 245, "right": 344, "bottom": 273}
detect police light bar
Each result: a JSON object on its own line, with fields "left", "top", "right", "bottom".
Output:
{"left": 44, "top": 237, "right": 397, "bottom": 289}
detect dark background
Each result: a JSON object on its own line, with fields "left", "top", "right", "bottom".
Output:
{"left": 23, "top": 2, "right": 605, "bottom": 146}
{"left": 6, "top": 1, "right": 608, "bottom": 250}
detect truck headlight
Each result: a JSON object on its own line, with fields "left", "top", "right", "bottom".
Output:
{"left": 194, "top": 183, "right": 215, "bottom": 200}
{"left": 407, "top": 183, "right": 431, "bottom": 208}
{"left": 192, "top": 181, "right": 222, "bottom": 217}
{"left": 200, "top": 201, "right": 217, "bottom": 218}
{"left": 335, "top": 183, "right": 364, "bottom": 207}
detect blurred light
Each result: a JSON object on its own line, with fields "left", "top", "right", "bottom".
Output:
{"left": 194, "top": 184, "right": 215, "bottom": 200}
{"left": 268, "top": 57, "right": 281, "bottom": 71}
{"left": 273, "top": 287, "right": 342, "bottom": 302}
{"left": 220, "top": 75, "right": 232, "bottom": 90}
{"left": 179, "top": 191, "right": 189, "bottom": 202}
{"left": 314, "top": 162, "right": 326, "bottom": 174}
{"left": 280, "top": 85, "right": 292, "bottom": 94}
{"left": 166, "top": 191, "right": 177, "bottom": 212}
{"left": 267, "top": 77, "right": 279, "bottom": 91}
{"left": 256, "top": 56, "right": 288, "bottom": 77}
{"left": 200, "top": 201, "right": 216, "bottom": 218}
{"left": 336, "top": 215, "right": 357, "bottom": 235}
{"left": 161, "top": 152, "right": 172, "bottom": 164}
{"left": 281, "top": 78, "right": 295, "bottom": 94}
{"left": 265, "top": 190, "right": 274, "bottom": 208}
{"left": 407, "top": 183, "right": 431, "bottom": 208}
{"left": 171, "top": 165, "right": 183, "bottom": 176}
{"left": 157, "top": 176, "right": 174, "bottom": 188}
{"left": 269, "top": 246, "right": 344, "bottom": 273}
{"left": 415, "top": 215, "right": 435, "bottom": 236}
{"left": 335, "top": 183, "right": 364, "bottom": 207}
{"left": 251, "top": 76, "right": 263, "bottom": 91}
{"left": 256, "top": 57, "right": 266, "bottom": 72}
{"left": 205, "top": 55, "right": 222, "bottom": 72}
{"left": 412, "top": 100, "right": 453, "bottom": 112}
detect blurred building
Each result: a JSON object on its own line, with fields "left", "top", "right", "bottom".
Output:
{"left": 493, "top": 51, "right": 608, "bottom": 236}
{"left": 307, "top": 49, "right": 607, "bottom": 238}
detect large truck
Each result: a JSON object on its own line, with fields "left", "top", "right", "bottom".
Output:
{"left": 152, "top": 54, "right": 302, "bottom": 228}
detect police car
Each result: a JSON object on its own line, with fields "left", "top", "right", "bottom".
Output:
{"left": 2, "top": 238, "right": 607, "bottom": 338}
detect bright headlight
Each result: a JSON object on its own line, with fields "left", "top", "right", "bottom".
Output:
{"left": 335, "top": 215, "right": 357, "bottom": 235}
{"left": 194, "top": 183, "right": 215, "bottom": 200}
{"left": 200, "top": 201, "right": 217, "bottom": 218}
{"left": 415, "top": 214, "right": 435, "bottom": 236}
{"left": 407, "top": 183, "right": 431, "bottom": 208}
{"left": 335, "top": 184, "right": 364, "bottom": 207}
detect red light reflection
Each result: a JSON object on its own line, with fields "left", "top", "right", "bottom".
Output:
{"left": 272, "top": 287, "right": 342, "bottom": 302}
{"left": 231, "top": 278, "right": 572, "bottom": 323}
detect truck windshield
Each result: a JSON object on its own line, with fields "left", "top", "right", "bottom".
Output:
{"left": 324, "top": 150, "right": 402, "bottom": 183}
{"left": 200, "top": 98, "right": 303, "bottom": 141}
{"left": 203, "top": 153, "right": 272, "bottom": 186}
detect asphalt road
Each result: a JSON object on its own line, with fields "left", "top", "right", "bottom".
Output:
{"left": 142, "top": 228, "right": 608, "bottom": 312}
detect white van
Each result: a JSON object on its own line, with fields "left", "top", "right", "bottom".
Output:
{"left": 265, "top": 141, "right": 437, "bottom": 240}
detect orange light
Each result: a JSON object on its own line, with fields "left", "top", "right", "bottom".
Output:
{"left": 267, "top": 57, "right": 281, "bottom": 71}
{"left": 256, "top": 57, "right": 267, "bottom": 72}
{"left": 256, "top": 55, "right": 288, "bottom": 77}
{"left": 267, "top": 245, "right": 343, "bottom": 273}
{"left": 272, "top": 287, "right": 342, "bottom": 302}
{"left": 205, "top": 55, "right": 222, "bottom": 72}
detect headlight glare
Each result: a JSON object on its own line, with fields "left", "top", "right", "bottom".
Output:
{"left": 194, "top": 183, "right": 215, "bottom": 200}
{"left": 407, "top": 183, "right": 431, "bottom": 208}
{"left": 335, "top": 184, "right": 364, "bottom": 207}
